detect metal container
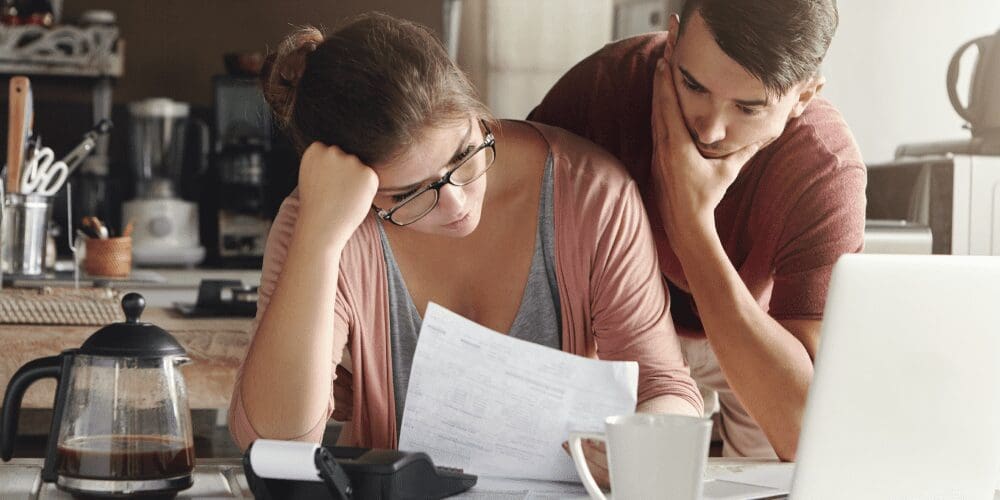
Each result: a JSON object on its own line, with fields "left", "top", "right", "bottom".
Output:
{"left": 1, "top": 193, "right": 54, "bottom": 275}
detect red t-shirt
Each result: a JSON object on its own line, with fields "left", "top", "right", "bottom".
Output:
{"left": 529, "top": 33, "right": 866, "bottom": 333}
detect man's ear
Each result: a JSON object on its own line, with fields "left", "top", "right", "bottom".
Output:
{"left": 789, "top": 74, "right": 825, "bottom": 119}
{"left": 666, "top": 14, "right": 680, "bottom": 57}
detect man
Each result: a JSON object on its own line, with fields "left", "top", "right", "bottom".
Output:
{"left": 531, "top": 0, "right": 865, "bottom": 460}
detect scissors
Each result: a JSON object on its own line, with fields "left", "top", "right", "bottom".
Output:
{"left": 20, "top": 146, "right": 69, "bottom": 196}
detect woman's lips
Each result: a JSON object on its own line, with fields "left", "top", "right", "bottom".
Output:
{"left": 444, "top": 212, "right": 471, "bottom": 229}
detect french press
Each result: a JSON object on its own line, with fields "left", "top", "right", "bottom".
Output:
{"left": 1, "top": 292, "right": 196, "bottom": 498}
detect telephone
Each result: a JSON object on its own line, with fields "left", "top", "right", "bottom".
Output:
{"left": 243, "top": 440, "right": 477, "bottom": 499}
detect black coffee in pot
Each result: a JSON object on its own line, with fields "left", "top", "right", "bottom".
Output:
{"left": 56, "top": 435, "right": 194, "bottom": 480}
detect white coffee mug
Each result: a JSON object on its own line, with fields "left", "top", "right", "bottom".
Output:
{"left": 568, "top": 413, "right": 713, "bottom": 500}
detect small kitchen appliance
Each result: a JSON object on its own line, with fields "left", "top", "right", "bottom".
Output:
{"left": 203, "top": 75, "right": 273, "bottom": 267}
{"left": 1, "top": 293, "right": 196, "bottom": 498}
{"left": 948, "top": 27, "right": 1000, "bottom": 144}
{"left": 122, "top": 97, "right": 208, "bottom": 266}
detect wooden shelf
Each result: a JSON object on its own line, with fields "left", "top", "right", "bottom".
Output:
{"left": 0, "top": 24, "right": 124, "bottom": 78}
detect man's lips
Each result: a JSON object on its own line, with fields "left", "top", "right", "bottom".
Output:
{"left": 696, "top": 144, "right": 729, "bottom": 159}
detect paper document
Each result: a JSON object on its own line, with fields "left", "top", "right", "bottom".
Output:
{"left": 454, "top": 476, "right": 590, "bottom": 499}
{"left": 703, "top": 462, "right": 794, "bottom": 500}
{"left": 398, "top": 303, "right": 638, "bottom": 482}
{"left": 702, "top": 480, "right": 786, "bottom": 500}
{"left": 707, "top": 462, "right": 794, "bottom": 490}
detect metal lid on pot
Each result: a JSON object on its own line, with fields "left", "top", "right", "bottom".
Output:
{"left": 79, "top": 292, "right": 187, "bottom": 357}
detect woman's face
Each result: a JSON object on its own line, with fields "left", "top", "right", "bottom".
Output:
{"left": 372, "top": 117, "right": 489, "bottom": 238}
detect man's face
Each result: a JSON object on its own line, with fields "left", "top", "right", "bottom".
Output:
{"left": 667, "top": 10, "right": 816, "bottom": 158}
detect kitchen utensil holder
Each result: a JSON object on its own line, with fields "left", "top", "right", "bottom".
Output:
{"left": 1, "top": 193, "right": 54, "bottom": 275}
{"left": 84, "top": 236, "right": 131, "bottom": 277}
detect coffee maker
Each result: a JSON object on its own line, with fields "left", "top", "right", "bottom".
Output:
{"left": 203, "top": 75, "right": 273, "bottom": 267}
{"left": 122, "top": 98, "right": 208, "bottom": 267}
{"left": 1, "top": 293, "right": 195, "bottom": 498}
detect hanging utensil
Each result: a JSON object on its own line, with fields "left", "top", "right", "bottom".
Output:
{"left": 20, "top": 120, "right": 116, "bottom": 197}
{"left": 58, "top": 119, "right": 113, "bottom": 175}
{"left": 5, "top": 76, "right": 32, "bottom": 194}
{"left": 82, "top": 216, "right": 109, "bottom": 239}
{"left": 20, "top": 147, "right": 69, "bottom": 196}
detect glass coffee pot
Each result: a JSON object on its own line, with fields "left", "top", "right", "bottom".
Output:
{"left": 1, "top": 293, "right": 195, "bottom": 498}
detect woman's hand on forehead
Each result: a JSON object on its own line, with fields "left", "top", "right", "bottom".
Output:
{"left": 297, "top": 142, "right": 380, "bottom": 246}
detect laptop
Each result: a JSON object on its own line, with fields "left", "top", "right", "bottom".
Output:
{"left": 789, "top": 254, "right": 1000, "bottom": 499}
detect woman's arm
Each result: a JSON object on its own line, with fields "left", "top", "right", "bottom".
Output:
{"left": 637, "top": 394, "right": 700, "bottom": 416}
{"left": 589, "top": 178, "right": 704, "bottom": 416}
{"left": 230, "top": 144, "right": 378, "bottom": 448}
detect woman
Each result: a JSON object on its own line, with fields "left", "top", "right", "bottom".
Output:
{"left": 229, "top": 12, "right": 702, "bottom": 452}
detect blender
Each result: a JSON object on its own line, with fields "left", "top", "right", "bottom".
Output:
{"left": 122, "top": 98, "right": 208, "bottom": 266}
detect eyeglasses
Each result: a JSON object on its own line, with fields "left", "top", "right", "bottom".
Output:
{"left": 374, "top": 119, "right": 496, "bottom": 226}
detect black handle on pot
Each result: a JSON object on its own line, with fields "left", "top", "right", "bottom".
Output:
{"left": 1, "top": 355, "right": 63, "bottom": 461}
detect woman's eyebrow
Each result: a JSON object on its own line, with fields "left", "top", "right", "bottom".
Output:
{"left": 446, "top": 121, "right": 474, "bottom": 163}
{"left": 378, "top": 121, "right": 474, "bottom": 194}
{"left": 378, "top": 181, "right": 423, "bottom": 196}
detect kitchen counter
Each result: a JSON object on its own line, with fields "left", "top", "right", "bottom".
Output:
{"left": 124, "top": 267, "right": 263, "bottom": 308}
{"left": 0, "top": 458, "right": 253, "bottom": 499}
{"left": 8, "top": 265, "right": 265, "bottom": 308}
{"left": 0, "top": 307, "right": 251, "bottom": 410}
{"left": 0, "top": 458, "right": 794, "bottom": 499}
{"left": 137, "top": 267, "right": 262, "bottom": 288}
{"left": 5, "top": 457, "right": 997, "bottom": 499}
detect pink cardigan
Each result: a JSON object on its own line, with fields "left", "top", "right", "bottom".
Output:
{"left": 229, "top": 121, "right": 703, "bottom": 450}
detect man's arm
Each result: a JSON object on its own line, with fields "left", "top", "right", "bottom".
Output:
{"left": 668, "top": 226, "right": 819, "bottom": 460}
{"left": 648, "top": 35, "right": 840, "bottom": 460}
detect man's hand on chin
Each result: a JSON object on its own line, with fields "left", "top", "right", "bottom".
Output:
{"left": 649, "top": 44, "right": 763, "bottom": 254}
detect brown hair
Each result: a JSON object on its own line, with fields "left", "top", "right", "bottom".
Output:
{"left": 262, "top": 12, "right": 490, "bottom": 165}
{"left": 679, "top": 0, "right": 838, "bottom": 99}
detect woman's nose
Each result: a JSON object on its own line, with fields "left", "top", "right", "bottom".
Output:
{"left": 436, "top": 183, "right": 467, "bottom": 215}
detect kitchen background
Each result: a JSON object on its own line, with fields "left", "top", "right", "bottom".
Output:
{"left": 54, "top": 0, "right": 447, "bottom": 107}
{"left": 43, "top": 0, "right": 1000, "bottom": 163}
{"left": 1, "top": 0, "right": 998, "bottom": 476}
{"left": 3, "top": 0, "right": 1000, "bottom": 270}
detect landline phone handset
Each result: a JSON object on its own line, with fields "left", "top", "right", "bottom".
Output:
{"left": 315, "top": 446, "right": 353, "bottom": 499}
{"left": 243, "top": 439, "right": 477, "bottom": 500}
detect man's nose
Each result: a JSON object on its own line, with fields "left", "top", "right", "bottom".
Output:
{"left": 693, "top": 112, "right": 727, "bottom": 146}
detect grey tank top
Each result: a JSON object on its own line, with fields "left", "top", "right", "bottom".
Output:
{"left": 377, "top": 154, "right": 561, "bottom": 429}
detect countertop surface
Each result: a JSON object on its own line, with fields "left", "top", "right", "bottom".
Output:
{"left": 0, "top": 307, "right": 252, "bottom": 409}
{"left": 0, "top": 458, "right": 252, "bottom": 499}
{"left": 0, "top": 458, "right": 800, "bottom": 499}
{"left": 3, "top": 458, "right": 998, "bottom": 499}
{"left": 5, "top": 265, "right": 262, "bottom": 289}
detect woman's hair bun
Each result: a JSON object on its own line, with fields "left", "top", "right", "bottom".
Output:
{"left": 261, "top": 26, "right": 326, "bottom": 127}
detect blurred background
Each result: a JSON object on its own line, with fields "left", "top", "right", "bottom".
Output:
{"left": 47, "top": 0, "right": 1000, "bottom": 164}
{"left": 1, "top": 0, "right": 998, "bottom": 468}
{"left": 2, "top": 0, "right": 999, "bottom": 267}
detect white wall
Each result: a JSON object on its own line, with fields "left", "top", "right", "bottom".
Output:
{"left": 821, "top": 0, "right": 1000, "bottom": 164}
{"left": 455, "top": 0, "right": 614, "bottom": 119}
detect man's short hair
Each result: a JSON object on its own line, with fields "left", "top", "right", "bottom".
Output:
{"left": 679, "top": 0, "right": 839, "bottom": 99}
